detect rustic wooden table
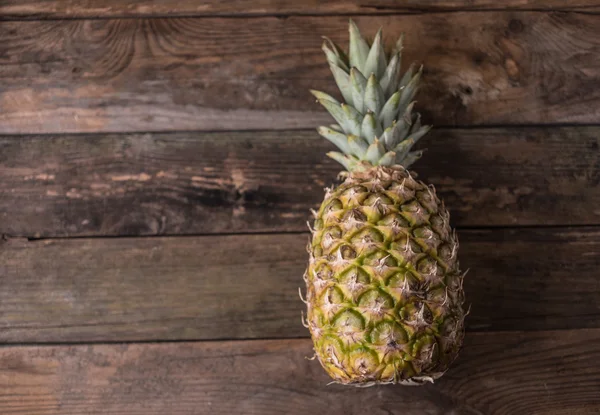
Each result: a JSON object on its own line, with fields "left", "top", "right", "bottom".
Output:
{"left": 1, "top": 1, "right": 600, "bottom": 414}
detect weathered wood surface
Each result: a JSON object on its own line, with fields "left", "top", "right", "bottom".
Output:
{"left": 1, "top": 13, "right": 599, "bottom": 134}
{"left": 1, "top": 330, "right": 599, "bottom": 414}
{"left": 3, "top": 127, "right": 600, "bottom": 238}
{"left": 1, "top": 0, "right": 599, "bottom": 18}
{"left": 1, "top": 227, "right": 599, "bottom": 343}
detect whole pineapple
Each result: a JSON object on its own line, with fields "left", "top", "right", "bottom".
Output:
{"left": 303, "top": 21, "right": 466, "bottom": 386}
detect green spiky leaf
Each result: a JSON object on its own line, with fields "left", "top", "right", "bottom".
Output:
{"left": 348, "top": 134, "right": 369, "bottom": 157}
{"left": 411, "top": 113, "right": 422, "bottom": 134}
{"left": 361, "top": 112, "right": 382, "bottom": 144}
{"left": 398, "top": 150, "right": 423, "bottom": 167}
{"left": 380, "top": 52, "right": 400, "bottom": 96}
{"left": 310, "top": 89, "right": 339, "bottom": 104}
{"left": 364, "top": 74, "right": 385, "bottom": 113}
{"left": 327, "top": 151, "right": 356, "bottom": 170}
{"left": 378, "top": 150, "right": 396, "bottom": 166}
{"left": 350, "top": 68, "right": 367, "bottom": 114}
{"left": 318, "top": 126, "right": 352, "bottom": 154}
{"left": 399, "top": 63, "right": 416, "bottom": 90}
{"left": 364, "top": 139, "right": 385, "bottom": 164}
{"left": 342, "top": 104, "right": 362, "bottom": 136}
{"left": 349, "top": 20, "right": 370, "bottom": 73}
{"left": 393, "top": 125, "right": 431, "bottom": 161}
{"left": 330, "top": 65, "right": 353, "bottom": 105}
{"left": 363, "top": 28, "right": 386, "bottom": 79}
{"left": 398, "top": 68, "right": 422, "bottom": 113}
{"left": 379, "top": 91, "right": 400, "bottom": 129}
{"left": 381, "top": 126, "right": 394, "bottom": 148}
{"left": 322, "top": 37, "right": 349, "bottom": 70}
{"left": 322, "top": 42, "right": 349, "bottom": 73}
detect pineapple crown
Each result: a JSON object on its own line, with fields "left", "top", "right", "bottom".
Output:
{"left": 312, "top": 20, "right": 430, "bottom": 172}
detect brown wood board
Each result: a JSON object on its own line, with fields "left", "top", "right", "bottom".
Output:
{"left": 2, "top": 127, "right": 600, "bottom": 238}
{"left": 1, "top": 13, "right": 599, "bottom": 133}
{"left": 1, "top": 330, "right": 599, "bottom": 414}
{"left": 1, "top": 0, "right": 600, "bottom": 18}
{"left": 1, "top": 227, "right": 599, "bottom": 343}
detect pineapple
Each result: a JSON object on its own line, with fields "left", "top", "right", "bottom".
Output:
{"left": 302, "top": 20, "right": 466, "bottom": 386}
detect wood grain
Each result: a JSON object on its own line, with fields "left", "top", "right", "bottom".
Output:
{"left": 2, "top": 127, "right": 600, "bottom": 238}
{"left": 1, "top": 330, "right": 599, "bottom": 414}
{"left": 0, "top": 13, "right": 599, "bottom": 134}
{"left": 1, "top": 227, "right": 599, "bottom": 343}
{"left": 1, "top": 0, "right": 599, "bottom": 18}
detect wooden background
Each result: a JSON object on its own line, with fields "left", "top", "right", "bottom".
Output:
{"left": 1, "top": 1, "right": 600, "bottom": 414}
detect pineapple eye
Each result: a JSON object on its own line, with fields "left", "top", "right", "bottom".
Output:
{"left": 417, "top": 257, "right": 441, "bottom": 282}
{"left": 369, "top": 321, "right": 408, "bottom": 346}
{"left": 313, "top": 262, "right": 334, "bottom": 281}
{"left": 347, "top": 347, "right": 379, "bottom": 377}
{"left": 411, "top": 335, "right": 439, "bottom": 372}
{"left": 378, "top": 213, "right": 410, "bottom": 229}
{"left": 339, "top": 244, "right": 357, "bottom": 259}
{"left": 324, "top": 198, "right": 343, "bottom": 214}
{"left": 357, "top": 289, "right": 394, "bottom": 312}
{"left": 333, "top": 309, "right": 366, "bottom": 331}
{"left": 363, "top": 194, "right": 393, "bottom": 207}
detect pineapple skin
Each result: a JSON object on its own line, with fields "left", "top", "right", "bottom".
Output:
{"left": 305, "top": 165, "right": 465, "bottom": 385}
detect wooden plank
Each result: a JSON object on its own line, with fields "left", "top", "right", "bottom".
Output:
{"left": 0, "top": 13, "right": 599, "bottom": 134}
{"left": 1, "top": 227, "right": 599, "bottom": 343}
{"left": 1, "top": 0, "right": 599, "bottom": 19}
{"left": 2, "top": 127, "right": 600, "bottom": 238}
{"left": 1, "top": 330, "right": 599, "bottom": 414}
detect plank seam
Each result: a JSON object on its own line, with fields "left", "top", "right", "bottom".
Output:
{"left": 2, "top": 123, "right": 600, "bottom": 140}
{"left": 0, "top": 8, "right": 599, "bottom": 22}
{"left": 5, "top": 223, "right": 600, "bottom": 242}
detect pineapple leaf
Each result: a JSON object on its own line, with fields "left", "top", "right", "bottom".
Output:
{"left": 323, "top": 36, "right": 349, "bottom": 70}
{"left": 330, "top": 124, "right": 343, "bottom": 132}
{"left": 409, "top": 125, "right": 432, "bottom": 143}
{"left": 381, "top": 126, "right": 394, "bottom": 149}
{"left": 398, "top": 150, "right": 423, "bottom": 168}
{"left": 393, "top": 33, "right": 404, "bottom": 55}
{"left": 347, "top": 134, "right": 369, "bottom": 158}
{"left": 398, "top": 69, "right": 422, "bottom": 117}
{"left": 392, "top": 101, "right": 415, "bottom": 144}
{"left": 327, "top": 151, "right": 356, "bottom": 170}
{"left": 364, "top": 139, "right": 385, "bottom": 164}
{"left": 363, "top": 28, "right": 387, "bottom": 79}
{"left": 394, "top": 137, "right": 417, "bottom": 161}
{"left": 377, "top": 150, "right": 396, "bottom": 166}
{"left": 330, "top": 65, "right": 353, "bottom": 105}
{"left": 350, "top": 68, "right": 367, "bottom": 114}
{"left": 379, "top": 91, "right": 400, "bottom": 130}
{"left": 398, "top": 63, "right": 415, "bottom": 91}
{"left": 349, "top": 19, "right": 369, "bottom": 73}
{"left": 310, "top": 89, "right": 339, "bottom": 104}
{"left": 322, "top": 42, "right": 349, "bottom": 73}
{"left": 315, "top": 97, "right": 353, "bottom": 134}
{"left": 364, "top": 73, "right": 385, "bottom": 113}
{"left": 411, "top": 113, "right": 422, "bottom": 133}
{"left": 380, "top": 52, "right": 400, "bottom": 96}
{"left": 318, "top": 126, "right": 352, "bottom": 154}
{"left": 342, "top": 104, "right": 363, "bottom": 136}
{"left": 361, "top": 111, "right": 383, "bottom": 144}
{"left": 393, "top": 125, "right": 431, "bottom": 160}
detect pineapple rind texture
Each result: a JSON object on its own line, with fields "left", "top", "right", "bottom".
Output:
{"left": 305, "top": 166, "right": 465, "bottom": 385}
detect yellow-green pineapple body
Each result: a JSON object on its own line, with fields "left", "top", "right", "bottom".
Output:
{"left": 306, "top": 166, "right": 464, "bottom": 385}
